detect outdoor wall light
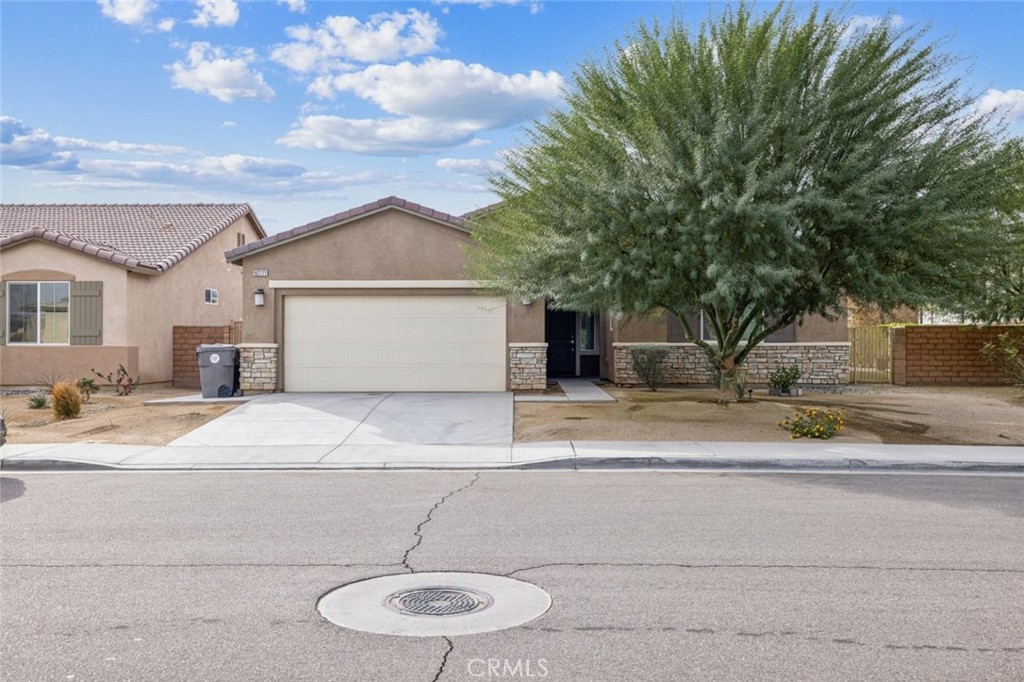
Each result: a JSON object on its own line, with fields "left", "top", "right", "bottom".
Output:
{"left": 520, "top": 298, "right": 532, "bottom": 306}
{"left": 254, "top": 288, "right": 265, "bottom": 307}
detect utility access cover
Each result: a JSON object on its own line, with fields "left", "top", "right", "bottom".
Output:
{"left": 318, "top": 572, "right": 551, "bottom": 637}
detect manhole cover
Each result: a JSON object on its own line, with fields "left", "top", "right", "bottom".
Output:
{"left": 318, "top": 572, "right": 551, "bottom": 637}
{"left": 385, "top": 587, "right": 493, "bottom": 617}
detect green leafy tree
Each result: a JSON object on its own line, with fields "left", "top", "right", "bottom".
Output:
{"left": 470, "top": 2, "right": 1010, "bottom": 399}
{"left": 942, "top": 138, "right": 1024, "bottom": 322}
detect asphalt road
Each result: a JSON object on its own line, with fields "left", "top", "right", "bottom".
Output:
{"left": 2, "top": 471, "right": 1022, "bottom": 681}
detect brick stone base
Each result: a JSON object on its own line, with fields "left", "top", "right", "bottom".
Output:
{"left": 509, "top": 343, "right": 547, "bottom": 390}
{"left": 612, "top": 342, "right": 850, "bottom": 386}
{"left": 238, "top": 343, "right": 278, "bottom": 392}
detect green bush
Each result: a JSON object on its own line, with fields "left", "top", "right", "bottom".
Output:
{"left": 76, "top": 377, "right": 100, "bottom": 403}
{"left": 980, "top": 332, "right": 1024, "bottom": 390}
{"left": 27, "top": 394, "right": 49, "bottom": 410}
{"left": 51, "top": 382, "right": 82, "bottom": 420}
{"left": 779, "top": 408, "right": 844, "bottom": 439}
{"left": 630, "top": 345, "right": 669, "bottom": 391}
{"left": 768, "top": 365, "right": 803, "bottom": 390}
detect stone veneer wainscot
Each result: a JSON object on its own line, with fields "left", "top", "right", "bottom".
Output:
{"left": 237, "top": 343, "right": 278, "bottom": 392}
{"left": 509, "top": 343, "right": 547, "bottom": 390}
{"left": 612, "top": 342, "right": 850, "bottom": 386}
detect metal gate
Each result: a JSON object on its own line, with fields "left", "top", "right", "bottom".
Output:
{"left": 848, "top": 326, "right": 892, "bottom": 383}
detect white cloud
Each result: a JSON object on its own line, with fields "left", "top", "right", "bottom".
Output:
{"left": 2, "top": 117, "right": 381, "bottom": 197}
{"left": 436, "top": 157, "right": 503, "bottom": 176}
{"left": 54, "top": 136, "right": 191, "bottom": 155}
{"left": 189, "top": 0, "right": 239, "bottom": 28}
{"left": 278, "top": 116, "right": 481, "bottom": 155}
{"left": 432, "top": 0, "right": 536, "bottom": 8}
{"left": 284, "top": 59, "right": 562, "bottom": 155}
{"left": 271, "top": 10, "right": 442, "bottom": 73}
{"left": 167, "top": 43, "right": 275, "bottom": 103}
{"left": 843, "top": 14, "right": 904, "bottom": 37}
{"left": 277, "top": 0, "right": 306, "bottom": 13}
{"left": 977, "top": 89, "right": 1024, "bottom": 123}
{"left": 0, "top": 117, "right": 78, "bottom": 171}
{"left": 221, "top": 120, "right": 238, "bottom": 128}
{"left": 310, "top": 58, "right": 563, "bottom": 127}
{"left": 157, "top": 18, "right": 176, "bottom": 32}
{"left": 97, "top": 0, "right": 157, "bottom": 26}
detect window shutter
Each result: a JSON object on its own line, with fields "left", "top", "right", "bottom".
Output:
{"left": 70, "top": 281, "right": 103, "bottom": 345}
{"left": 0, "top": 285, "right": 6, "bottom": 346}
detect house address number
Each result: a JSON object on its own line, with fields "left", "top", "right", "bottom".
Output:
{"left": 253, "top": 269, "right": 269, "bottom": 277}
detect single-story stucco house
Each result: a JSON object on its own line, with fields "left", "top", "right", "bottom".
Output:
{"left": 225, "top": 196, "right": 849, "bottom": 393}
{"left": 0, "top": 204, "right": 266, "bottom": 386}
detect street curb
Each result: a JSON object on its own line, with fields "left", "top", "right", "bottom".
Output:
{"left": 3, "top": 457, "right": 1023, "bottom": 473}
{"left": 1, "top": 458, "right": 119, "bottom": 472}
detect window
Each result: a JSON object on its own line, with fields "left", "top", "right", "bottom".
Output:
{"left": 7, "top": 282, "right": 70, "bottom": 344}
{"left": 699, "top": 311, "right": 795, "bottom": 343}
{"left": 579, "top": 313, "right": 598, "bottom": 353}
{"left": 204, "top": 288, "right": 219, "bottom": 305}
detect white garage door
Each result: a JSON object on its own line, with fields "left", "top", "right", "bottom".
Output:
{"left": 284, "top": 295, "right": 507, "bottom": 392}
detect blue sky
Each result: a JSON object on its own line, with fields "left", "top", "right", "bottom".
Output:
{"left": 2, "top": 1, "right": 1022, "bottom": 233}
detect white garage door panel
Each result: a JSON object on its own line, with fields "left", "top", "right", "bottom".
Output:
{"left": 284, "top": 295, "right": 507, "bottom": 392}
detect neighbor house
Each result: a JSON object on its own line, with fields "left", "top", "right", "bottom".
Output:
{"left": 226, "top": 196, "right": 848, "bottom": 393}
{"left": 0, "top": 204, "right": 266, "bottom": 386}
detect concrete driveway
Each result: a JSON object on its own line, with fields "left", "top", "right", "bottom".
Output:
{"left": 169, "top": 392, "right": 513, "bottom": 449}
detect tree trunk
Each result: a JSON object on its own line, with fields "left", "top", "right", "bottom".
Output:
{"left": 717, "top": 353, "right": 738, "bottom": 405}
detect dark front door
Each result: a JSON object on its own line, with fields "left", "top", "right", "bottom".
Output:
{"left": 546, "top": 308, "right": 576, "bottom": 376}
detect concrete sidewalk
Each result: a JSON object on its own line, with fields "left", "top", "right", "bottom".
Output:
{"left": 2, "top": 440, "right": 1022, "bottom": 472}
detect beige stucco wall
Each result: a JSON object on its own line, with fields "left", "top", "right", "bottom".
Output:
{"left": 1, "top": 242, "right": 131, "bottom": 384}
{"left": 236, "top": 209, "right": 537, "bottom": 345}
{"left": 1, "top": 241, "right": 130, "bottom": 344}
{"left": 794, "top": 312, "right": 848, "bottom": 342}
{"left": 0, "top": 216, "right": 260, "bottom": 386}
{"left": 127, "top": 216, "right": 260, "bottom": 382}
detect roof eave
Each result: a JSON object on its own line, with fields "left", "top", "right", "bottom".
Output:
{"left": 225, "top": 201, "right": 469, "bottom": 264}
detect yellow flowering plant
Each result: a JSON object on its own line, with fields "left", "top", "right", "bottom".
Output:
{"left": 778, "top": 408, "right": 844, "bottom": 439}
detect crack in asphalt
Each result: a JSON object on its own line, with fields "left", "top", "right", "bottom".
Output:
{"left": 402, "top": 473, "right": 481, "bottom": 572}
{"left": 430, "top": 637, "right": 454, "bottom": 682}
{"left": 504, "top": 561, "right": 1024, "bottom": 577}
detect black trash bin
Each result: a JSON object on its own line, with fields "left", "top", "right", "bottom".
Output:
{"left": 196, "top": 344, "right": 239, "bottom": 399}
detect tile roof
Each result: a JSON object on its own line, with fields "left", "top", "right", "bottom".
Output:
{"left": 0, "top": 204, "right": 265, "bottom": 273}
{"left": 461, "top": 201, "right": 503, "bottom": 220}
{"left": 225, "top": 196, "right": 468, "bottom": 262}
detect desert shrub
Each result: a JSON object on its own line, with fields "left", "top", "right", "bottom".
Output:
{"left": 34, "top": 366, "right": 70, "bottom": 391}
{"left": 630, "top": 345, "right": 669, "bottom": 391}
{"left": 76, "top": 377, "right": 100, "bottom": 403}
{"left": 27, "top": 394, "right": 49, "bottom": 410}
{"left": 980, "top": 332, "right": 1024, "bottom": 390}
{"left": 768, "top": 365, "right": 803, "bottom": 390}
{"left": 51, "top": 382, "right": 82, "bottom": 420}
{"left": 779, "top": 408, "right": 844, "bottom": 439}
{"left": 93, "top": 364, "right": 140, "bottom": 396}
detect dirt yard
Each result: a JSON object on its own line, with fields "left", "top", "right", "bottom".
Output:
{"left": 3, "top": 384, "right": 1022, "bottom": 447}
{"left": 0, "top": 387, "right": 234, "bottom": 445}
{"left": 514, "top": 385, "right": 1024, "bottom": 446}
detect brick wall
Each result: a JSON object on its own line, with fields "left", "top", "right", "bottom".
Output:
{"left": 612, "top": 342, "right": 850, "bottom": 386}
{"left": 509, "top": 343, "right": 547, "bottom": 390}
{"left": 892, "top": 325, "right": 1023, "bottom": 385}
{"left": 173, "top": 325, "right": 230, "bottom": 388}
